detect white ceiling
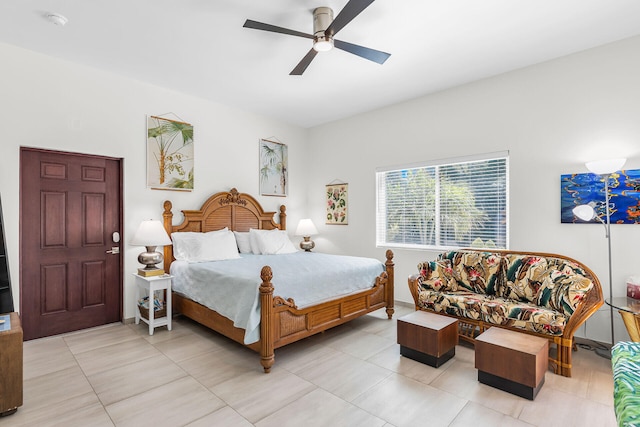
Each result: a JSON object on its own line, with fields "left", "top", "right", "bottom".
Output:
{"left": 2, "top": 1, "right": 640, "bottom": 128}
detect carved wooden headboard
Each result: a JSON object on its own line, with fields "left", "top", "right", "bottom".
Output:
{"left": 162, "top": 188, "right": 287, "bottom": 271}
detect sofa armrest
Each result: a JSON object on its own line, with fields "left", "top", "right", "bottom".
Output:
{"left": 562, "top": 276, "right": 604, "bottom": 338}
{"left": 408, "top": 274, "right": 421, "bottom": 307}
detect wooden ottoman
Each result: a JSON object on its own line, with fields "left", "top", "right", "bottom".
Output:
{"left": 397, "top": 311, "right": 458, "bottom": 367}
{"left": 475, "top": 327, "right": 548, "bottom": 400}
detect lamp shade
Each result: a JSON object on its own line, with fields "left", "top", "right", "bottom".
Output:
{"left": 295, "top": 219, "right": 318, "bottom": 236}
{"left": 585, "top": 158, "right": 626, "bottom": 175}
{"left": 130, "top": 220, "right": 172, "bottom": 247}
{"left": 572, "top": 204, "right": 596, "bottom": 222}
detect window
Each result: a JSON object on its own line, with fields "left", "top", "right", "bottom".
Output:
{"left": 376, "top": 152, "right": 509, "bottom": 250}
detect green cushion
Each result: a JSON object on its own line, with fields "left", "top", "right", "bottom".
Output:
{"left": 612, "top": 342, "right": 640, "bottom": 427}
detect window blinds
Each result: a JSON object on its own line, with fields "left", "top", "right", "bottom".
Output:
{"left": 376, "top": 152, "right": 509, "bottom": 250}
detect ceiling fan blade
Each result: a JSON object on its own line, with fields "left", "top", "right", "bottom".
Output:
{"left": 290, "top": 49, "right": 318, "bottom": 75}
{"left": 325, "top": 0, "right": 375, "bottom": 36}
{"left": 334, "top": 39, "right": 390, "bottom": 64}
{"left": 243, "top": 19, "right": 314, "bottom": 39}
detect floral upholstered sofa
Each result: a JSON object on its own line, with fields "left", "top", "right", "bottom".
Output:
{"left": 408, "top": 249, "right": 604, "bottom": 377}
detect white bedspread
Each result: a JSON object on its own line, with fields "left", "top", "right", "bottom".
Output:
{"left": 170, "top": 252, "right": 385, "bottom": 344}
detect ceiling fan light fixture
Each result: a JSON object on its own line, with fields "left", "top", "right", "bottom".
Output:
{"left": 313, "top": 37, "right": 334, "bottom": 52}
{"left": 312, "top": 7, "right": 334, "bottom": 52}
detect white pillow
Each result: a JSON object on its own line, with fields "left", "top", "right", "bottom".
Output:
{"left": 171, "top": 232, "right": 202, "bottom": 261}
{"left": 248, "top": 229, "right": 261, "bottom": 254}
{"left": 193, "top": 229, "right": 240, "bottom": 262}
{"left": 249, "top": 228, "right": 297, "bottom": 255}
{"left": 171, "top": 228, "right": 238, "bottom": 262}
{"left": 233, "top": 231, "right": 253, "bottom": 254}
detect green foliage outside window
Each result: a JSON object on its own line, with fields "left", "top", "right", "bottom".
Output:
{"left": 377, "top": 156, "right": 508, "bottom": 250}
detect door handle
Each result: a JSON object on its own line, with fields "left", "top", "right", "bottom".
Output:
{"left": 106, "top": 247, "right": 120, "bottom": 254}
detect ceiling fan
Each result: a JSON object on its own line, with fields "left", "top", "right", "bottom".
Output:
{"left": 243, "top": 0, "right": 391, "bottom": 75}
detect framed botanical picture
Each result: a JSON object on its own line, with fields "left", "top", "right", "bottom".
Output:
{"left": 326, "top": 183, "right": 348, "bottom": 224}
{"left": 259, "top": 139, "right": 288, "bottom": 196}
{"left": 147, "top": 115, "right": 194, "bottom": 191}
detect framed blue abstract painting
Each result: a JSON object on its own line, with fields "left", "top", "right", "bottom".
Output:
{"left": 561, "top": 169, "right": 640, "bottom": 224}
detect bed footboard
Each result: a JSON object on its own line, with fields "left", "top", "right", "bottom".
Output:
{"left": 258, "top": 250, "right": 395, "bottom": 373}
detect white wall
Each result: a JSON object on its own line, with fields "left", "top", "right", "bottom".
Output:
{"left": 307, "top": 35, "right": 640, "bottom": 343}
{"left": 0, "top": 42, "right": 308, "bottom": 320}
{"left": 4, "top": 35, "right": 640, "bottom": 344}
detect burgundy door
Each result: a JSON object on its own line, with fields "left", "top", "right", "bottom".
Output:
{"left": 20, "top": 148, "right": 122, "bottom": 340}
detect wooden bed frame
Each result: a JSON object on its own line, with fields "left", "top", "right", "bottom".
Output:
{"left": 162, "top": 188, "right": 395, "bottom": 373}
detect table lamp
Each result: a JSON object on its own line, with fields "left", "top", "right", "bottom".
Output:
{"left": 295, "top": 219, "right": 318, "bottom": 252}
{"left": 131, "top": 220, "right": 172, "bottom": 276}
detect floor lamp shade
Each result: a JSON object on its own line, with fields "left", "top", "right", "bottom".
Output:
{"left": 572, "top": 204, "right": 596, "bottom": 222}
{"left": 585, "top": 158, "right": 626, "bottom": 175}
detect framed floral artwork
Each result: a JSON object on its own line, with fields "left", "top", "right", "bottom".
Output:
{"left": 147, "top": 115, "right": 194, "bottom": 191}
{"left": 326, "top": 183, "right": 348, "bottom": 224}
{"left": 259, "top": 139, "right": 288, "bottom": 196}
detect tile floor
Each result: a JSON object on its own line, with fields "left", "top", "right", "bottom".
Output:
{"left": 0, "top": 304, "right": 617, "bottom": 427}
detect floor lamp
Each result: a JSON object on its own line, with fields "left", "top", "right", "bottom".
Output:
{"left": 572, "top": 157, "right": 626, "bottom": 359}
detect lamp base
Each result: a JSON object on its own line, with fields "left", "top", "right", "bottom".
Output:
{"left": 137, "top": 268, "right": 165, "bottom": 277}
{"left": 137, "top": 246, "right": 164, "bottom": 276}
{"left": 300, "top": 237, "right": 315, "bottom": 252}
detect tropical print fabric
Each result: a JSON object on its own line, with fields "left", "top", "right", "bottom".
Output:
{"left": 535, "top": 270, "right": 594, "bottom": 318}
{"left": 438, "top": 251, "right": 505, "bottom": 294}
{"left": 503, "top": 255, "right": 549, "bottom": 303}
{"left": 417, "top": 260, "right": 458, "bottom": 292}
{"left": 418, "top": 290, "right": 483, "bottom": 320}
{"left": 417, "top": 251, "right": 594, "bottom": 336}
{"left": 612, "top": 341, "right": 640, "bottom": 427}
{"left": 417, "top": 289, "right": 567, "bottom": 336}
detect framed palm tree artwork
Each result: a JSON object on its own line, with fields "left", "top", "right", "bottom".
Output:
{"left": 146, "top": 115, "right": 194, "bottom": 191}
{"left": 259, "top": 139, "right": 288, "bottom": 196}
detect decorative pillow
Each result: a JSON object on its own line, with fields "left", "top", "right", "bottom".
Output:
{"left": 249, "top": 228, "right": 297, "bottom": 255}
{"left": 233, "top": 231, "right": 253, "bottom": 254}
{"left": 417, "top": 260, "right": 457, "bottom": 292}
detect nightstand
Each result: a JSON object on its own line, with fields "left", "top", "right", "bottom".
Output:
{"left": 133, "top": 274, "right": 172, "bottom": 335}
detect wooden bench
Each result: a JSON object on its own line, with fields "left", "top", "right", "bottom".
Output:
{"left": 475, "top": 327, "right": 548, "bottom": 400}
{"left": 397, "top": 311, "right": 458, "bottom": 367}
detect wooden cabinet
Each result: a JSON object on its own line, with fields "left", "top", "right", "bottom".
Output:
{"left": 0, "top": 312, "right": 23, "bottom": 415}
